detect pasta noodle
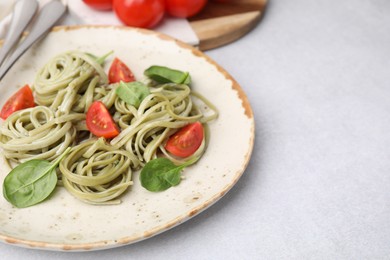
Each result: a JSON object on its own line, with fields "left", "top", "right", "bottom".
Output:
{"left": 33, "top": 51, "right": 112, "bottom": 114}
{"left": 0, "top": 50, "right": 218, "bottom": 205}
{"left": 60, "top": 138, "right": 137, "bottom": 205}
{"left": 0, "top": 106, "right": 82, "bottom": 163}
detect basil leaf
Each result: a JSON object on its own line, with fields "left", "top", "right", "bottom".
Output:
{"left": 3, "top": 148, "right": 71, "bottom": 208}
{"left": 144, "top": 65, "right": 191, "bottom": 85}
{"left": 115, "top": 81, "right": 150, "bottom": 108}
{"left": 140, "top": 157, "right": 197, "bottom": 192}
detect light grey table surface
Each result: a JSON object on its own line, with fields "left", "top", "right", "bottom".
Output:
{"left": 2, "top": 0, "right": 390, "bottom": 259}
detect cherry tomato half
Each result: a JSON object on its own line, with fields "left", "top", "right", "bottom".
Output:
{"left": 0, "top": 85, "right": 35, "bottom": 120}
{"left": 165, "top": 0, "right": 207, "bottom": 18}
{"left": 165, "top": 122, "right": 204, "bottom": 158}
{"left": 86, "top": 101, "right": 120, "bottom": 138}
{"left": 83, "top": 0, "right": 113, "bottom": 10}
{"left": 108, "top": 57, "right": 136, "bottom": 84}
{"left": 113, "top": 0, "right": 165, "bottom": 29}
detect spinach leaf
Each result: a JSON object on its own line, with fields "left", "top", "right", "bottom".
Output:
{"left": 115, "top": 81, "right": 150, "bottom": 108}
{"left": 3, "top": 148, "right": 71, "bottom": 208}
{"left": 144, "top": 65, "right": 191, "bottom": 85}
{"left": 140, "top": 157, "right": 198, "bottom": 192}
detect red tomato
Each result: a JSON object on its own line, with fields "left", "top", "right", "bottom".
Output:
{"left": 86, "top": 101, "right": 120, "bottom": 138}
{"left": 113, "top": 0, "right": 165, "bottom": 29}
{"left": 108, "top": 57, "right": 136, "bottom": 84}
{"left": 83, "top": 0, "right": 113, "bottom": 10}
{"left": 165, "top": 122, "right": 204, "bottom": 158}
{"left": 165, "top": 0, "right": 207, "bottom": 18}
{"left": 0, "top": 85, "right": 35, "bottom": 120}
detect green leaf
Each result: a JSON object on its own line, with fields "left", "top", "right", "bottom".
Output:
{"left": 2, "top": 148, "right": 71, "bottom": 208}
{"left": 144, "top": 65, "right": 191, "bottom": 85}
{"left": 140, "top": 157, "right": 197, "bottom": 192}
{"left": 115, "top": 81, "right": 150, "bottom": 108}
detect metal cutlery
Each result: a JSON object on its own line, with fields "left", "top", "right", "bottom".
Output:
{"left": 0, "top": 0, "right": 67, "bottom": 80}
{"left": 0, "top": 0, "right": 38, "bottom": 67}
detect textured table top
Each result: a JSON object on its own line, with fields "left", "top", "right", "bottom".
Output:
{"left": 2, "top": 0, "right": 390, "bottom": 259}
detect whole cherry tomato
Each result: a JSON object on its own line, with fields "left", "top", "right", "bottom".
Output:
{"left": 83, "top": 0, "right": 113, "bottom": 10}
{"left": 165, "top": 0, "right": 207, "bottom": 18}
{"left": 113, "top": 0, "right": 165, "bottom": 29}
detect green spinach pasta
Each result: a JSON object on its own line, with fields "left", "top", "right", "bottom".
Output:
{"left": 0, "top": 50, "right": 218, "bottom": 207}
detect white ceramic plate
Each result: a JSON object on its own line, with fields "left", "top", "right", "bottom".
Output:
{"left": 0, "top": 26, "right": 254, "bottom": 251}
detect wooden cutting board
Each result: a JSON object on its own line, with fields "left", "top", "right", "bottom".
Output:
{"left": 190, "top": 0, "right": 268, "bottom": 50}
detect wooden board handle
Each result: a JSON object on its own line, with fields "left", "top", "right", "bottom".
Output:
{"left": 189, "top": 0, "right": 268, "bottom": 50}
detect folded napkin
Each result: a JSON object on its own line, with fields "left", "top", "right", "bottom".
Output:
{"left": 0, "top": 0, "right": 15, "bottom": 21}
{"left": 0, "top": 0, "right": 16, "bottom": 39}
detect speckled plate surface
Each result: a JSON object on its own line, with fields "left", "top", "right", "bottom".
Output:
{"left": 0, "top": 26, "right": 254, "bottom": 251}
